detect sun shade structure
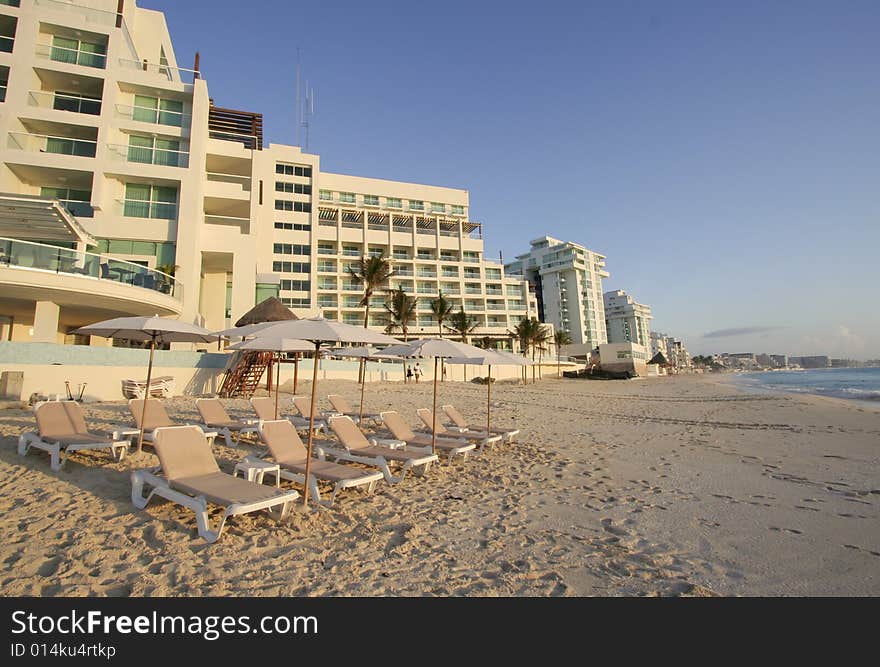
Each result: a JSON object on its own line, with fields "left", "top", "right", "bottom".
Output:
{"left": 241, "top": 317, "right": 398, "bottom": 507}
{"left": 234, "top": 297, "right": 297, "bottom": 327}
{"left": 0, "top": 193, "right": 96, "bottom": 245}
{"left": 73, "top": 316, "right": 217, "bottom": 452}
{"left": 330, "top": 346, "right": 391, "bottom": 422}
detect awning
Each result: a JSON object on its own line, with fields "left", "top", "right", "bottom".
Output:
{"left": 0, "top": 193, "right": 96, "bottom": 246}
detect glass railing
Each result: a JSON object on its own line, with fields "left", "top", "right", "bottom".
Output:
{"left": 341, "top": 250, "right": 360, "bottom": 257}
{"left": 341, "top": 283, "right": 360, "bottom": 291}
{"left": 465, "top": 288, "right": 482, "bottom": 294}
{"left": 395, "top": 269, "right": 414, "bottom": 276}
{"left": 392, "top": 255, "right": 411, "bottom": 260}
{"left": 486, "top": 304, "right": 506, "bottom": 310}
{"left": 317, "top": 300, "right": 337, "bottom": 308}
{"left": 463, "top": 257, "right": 480, "bottom": 263}
{"left": 416, "top": 272, "right": 437, "bottom": 278}
{"left": 28, "top": 90, "right": 102, "bottom": 115}
{"left": 317, "top": 248, "right": 335, "bottom": 255}
{"left": 118, "top": 58, "right": 200, "bottom": 85}
{"left": 441, "top": 271, "right": 459, "bottom": 277}
{"left": 34, "top": 0, "right": 139, "bottom": 60}
{"left": 317, "top": 265, "right": 336, "bottom": 273}
{"left": 417, "top": 288, "right": 436, "bottom": 294}
{"left": 120, "top": 199, "right": 177, "bottom": 219}
{"left": 37, "top": 43, "right": 107, "bottom": 69}
{"left": 8, "top": 131, "right": 98, "bottom": 158}
{"left": 116, "top": 103, "right": 189, "bottom": 127}
{"left": 0, "top": 237, "right": 181, "bottom": 299}
{"left": 58, "top": 199, "right": 94, "bottom": 217}
{"left": 107, "top": 143, "right": 189, "bottom": 168}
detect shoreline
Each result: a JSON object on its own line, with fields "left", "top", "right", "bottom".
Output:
{"left": 1, "top": 374, "right": 877, "bottom": 596}
{"left": 715, "top": 370, "right": 880, "bottom": 412}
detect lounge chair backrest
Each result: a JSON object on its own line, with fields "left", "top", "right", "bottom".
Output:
{"left": 327, "top": 394, "right": 351, "bottom": 414}
{"left": 197, "top": 398, "right": 230, "bottom": 424}
{"left": 250, "top": 397, "right": 275, "bottom": 421}
{"left": 292, "top": 396, "right": 319, "bottom": 419}
{"left": 129, "top": 398, "right": 172, "bottom": 430}
{"left": 328, "top": 416, "right": 370, "bottom": 452}
{"left": 153, "top": 426, "right": 219, "bottom": 480}
{"left": 259, "top": 420, "right": 308, "bottom": 464}
{"left": 35, "top": 401, "right": 86, "bottom": 437}
{"left": 442, "top": 404, "right": 468, "bottom": 429}
{"left": 416, "top": 408, "right": 446, "bottom": 434}
{"left": 380, "top": 411, "right": 416, "bottom": 440}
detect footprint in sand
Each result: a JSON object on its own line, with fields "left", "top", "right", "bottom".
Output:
{"left": 769, "top": 526, "right": 803, "bottom": 535}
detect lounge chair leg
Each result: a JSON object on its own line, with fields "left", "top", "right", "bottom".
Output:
{"left": 366, "top": 479, "right": 378, "bottom": 494}
{"left": 309, "top": 476, "right": 327, "bottom": 507}
{"left": 131, "top": 470, "right": 161, "bottom": 510}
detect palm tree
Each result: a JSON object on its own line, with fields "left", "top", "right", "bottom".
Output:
{"left": 384, "top": 288, "right": 418, "bottom": 341}
{"left": 512, "top": 317, "right": 538, "bottom": 383}
{"left": 554, "top": 330, "right": 573, "bottom": 378}
{"left": 532, "top": 323, "right": 551, "bottom": 382}
{"left": 347, "top": 253, "right": 395, "bottom": 329}
{"left": 429, "top": 290, "right": 455, "bottom": 338}
{"left": 446, "top": 308, "right": 478, "bottom": 344}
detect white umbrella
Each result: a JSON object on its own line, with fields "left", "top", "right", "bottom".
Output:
{"left": 73, "top": 316, "right": 217, "bottom": 452}
{"left": 227, "top": 337, "right": 314, "bottom": 419}
{"left": 380, "top": 338, "right": 486, "bottom": 454}
{"left": 245, "top": 318, "right": 398, "bottom": 507}
{"left": 330, "top": 346, "right": 391, "bottom": 422}
{"left": 213, "top": 321, "right": 281, "bottom": 338}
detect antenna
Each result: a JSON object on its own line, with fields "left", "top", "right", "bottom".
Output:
{"left": 302, "top": 82, "right": 315, "bottom": 152}
{"left": 294, "top": 49, "right": 317, "bottom": 152}
{"left": 295, "top": 48, "right": 301, "bottom": 147}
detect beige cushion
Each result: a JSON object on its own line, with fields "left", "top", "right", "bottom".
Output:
{"left": 260, "top": 420, "right": 308, "bottom": 464}
{"left": 153, "top": 426, "right": 220, "bottom": 480}
{"left": 171, "top": 472, "right": 287, "bottom": 506}
{"left": 197, "top": 398, "right": 232, "bottom": 425}
{"left": 129, "top": 399, "right": 173, "bottom": 430}
{"left": 379, "top": 411, "right": 416, "bottom": 440}
{"left": 328, "top": 416, "right": 371, "bottom": 452}
{"left": 250, "top": 397, "right": 276, "bottom": 421}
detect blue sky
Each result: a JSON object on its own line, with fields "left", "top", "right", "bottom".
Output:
{"left": 149, "top": 0, "right": 880, "bottom": 358}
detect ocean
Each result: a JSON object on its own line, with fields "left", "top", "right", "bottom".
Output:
{"left": 732, "top": 367, "right": 880, "bottom": 403}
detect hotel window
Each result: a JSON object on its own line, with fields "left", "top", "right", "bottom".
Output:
{"left": 431, "top": 202, "right": 445, "bottom": 213}
{"left": 52, "top": 90, "right": 102, "bottom": 115}
{"left": 272, "top": 261, "right": 310, "bottom": 273}
{"left": 363, "top": 194, "right": 379, "bottom": 206}
{"left": 273, "top": 243, "right": 310, "bottom": 256}
{"left": 280, "top": 279, "right": 310, "bottom": 291}
{"left": 409, "top": 200, "right": 424, "bottom": 211}
{"left": 274, "top": 222, "right": 311, "bottom": 231}
{"left": 282, "top": 297, "right": 311, "bottom": 307}
{"left": 275, "top": 181, "right": 311, "bottom": 194}
{"left": 275, "top": 164, "right": 312, "bottom": 177}
{"left": 132, "top": 95, "right": 184, "bottom": 127}
{"left": 386, "top": 197, "right": 402, "bottom": 209}
{"left": 40, "top": 186, "right": 93, "bottom": 218}
{"left": 451, "top": 205, "right": 465, "bottom": 215}
{"left": 50, "top": 35, "right": 107, "bottom": 69}
{"left": 123, "top": 183, "right": 177, "bottom": 219}
{"left": 127, "top": 135, "right": 182, "bottom": 167}
{"left": 339, "top": 192, "right": 356, "bottom": 204}
{"left": 274, "top": 200, "right": 312, "bottom": 212}
{"left": 319, "top": 189, "right": 332, "bottom": 200}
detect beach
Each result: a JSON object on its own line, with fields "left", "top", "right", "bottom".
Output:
{"left": 0, "top": 374, "right": 877, "bottom": 597}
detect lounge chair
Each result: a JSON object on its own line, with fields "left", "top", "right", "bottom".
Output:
{"left": 19, "top": 400, "right": 128, "bottom": 471}
{"left": 325, "top": 415, "right": 438, "bottom": 484}
{"left": 250, "top": 396, "right": 327, "bottom": 435}
{"left": 326, "top": 394, "right": 382, "bottom": 425}
{"left": 131, "top": 425, "right": 299, "bottom": 543}
{"left": 121, "top": 398, "right": 218, "bottom": 446}
{"left": 195, "top": 398, "right": 260, "bottom": 447}
{"left": 256, "top": 420, "right": 383, "bottom": 506}
{"left": 292, "top": 395, "right": 339, "bottom": 424}
{"left": 442, "top": 404, "right": 520, "bottom": 443}
{"left": 382, "top": 410, "right": 481, "bottom": 460}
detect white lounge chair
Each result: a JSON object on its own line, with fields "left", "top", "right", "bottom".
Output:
{"left": 131, "top": 425, "right": 299, "bottom": 543}
{"left": 292, "top": 395, "right": 340, "bottom": 424}
{"left": 326, "top": 394, "right": 382, "bottom": 425}
{"left": 256, "top": 420, "right": 383, "bottom": 506}
{"left": 121, "top": 398, "right": 218, "bottom": 446}
{"left": 19, "top": 400, "right": 128, "bottom": 471}
{"left": 195, "top": 398, "right": 260, "bottom": 448}
{"left": 250, "top": 396, "right": 327, "bottom": 435}
{"left": 415, "top": 408, "right": 502, "bottom": 454}
{"left": 326, "top": 416, "right": 438, "bottom": 484}
{"left": 382, "top": 410, "right": 480, "bottom": 461}
{"left": 442, "top": 404, "right": 520, "bottom": 443}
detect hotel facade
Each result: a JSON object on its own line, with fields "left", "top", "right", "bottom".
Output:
{"left": 0, "top": 0, "right": 534, "bottom": 345}
{"left": 603, "top": 289, "right": 652, "bottom": 349}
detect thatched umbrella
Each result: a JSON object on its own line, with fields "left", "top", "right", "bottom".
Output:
{"left": 232, "top": 298, "right": 298, "bottom": 390}
{"left": 649, "top": 351, "right": 668, "bottom": 366}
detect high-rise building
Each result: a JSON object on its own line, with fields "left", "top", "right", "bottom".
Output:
{"left": 0, "top": 0, "right": 531, "bottom": 344}
{"left": 603, "top": 289, "right": 652, "bottom": 348}
{"left": 505, "top": 236, "right": 609, "bottom": 349}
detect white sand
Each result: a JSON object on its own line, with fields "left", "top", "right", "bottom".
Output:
{"left": 0, "top": 375, "right": 877, "bottom": 596}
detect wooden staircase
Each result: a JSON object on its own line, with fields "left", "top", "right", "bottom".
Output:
{"left": 218, "top": 350, "right": 274, "bottom": 398}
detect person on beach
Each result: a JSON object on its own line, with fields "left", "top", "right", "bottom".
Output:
{"left": 406, "top": 367, "right": 413, "bottom": 382}
{"left": 413, "top": 363, "right": 422, "bottom": 383}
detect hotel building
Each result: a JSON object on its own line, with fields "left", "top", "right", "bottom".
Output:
{"left": 0, "top": 0, "right": 532, "bottom": 345}
{"left": 505, "top": 236, "right": 609, "bottom": 349}
{"left": 603, "top": 289, "right": 652, "bottom": 349}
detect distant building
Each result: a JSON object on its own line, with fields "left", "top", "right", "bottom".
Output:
{"left": 789, "top": 356, "right": 831, "bottom": 369}
{"left": 604, "top": 290, "right": 652, "bottom": 349}
{"left": 769, "top": 354, "right": 788, "bottom": 368}
{"left": 505, "top": 236, "right": 609, "bottom": 349}
{"left": 596, "top": 342, "right": 648, "bottom": 376}
{"left": 756, "top": 353, "right": 771, "bottom": 367}
{"left": 650, "top": 331, "right": 691, "bottom": 370}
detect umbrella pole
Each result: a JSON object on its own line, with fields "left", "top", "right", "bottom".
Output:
{"left": 431, "top": 356, "right": 438, "bottom": 455}
{"left": 358, "top": 358, "right": 366, "bottom": 422}
{"left": 293, "top": 353, "right": 299, "bottom": 394}
{"left": 274, "top": 352, "right": 281, "bottom": 420}
{"left": 303, "top": 341, "right": 321, "bottom": 508}
{"left": 137, "top": 337, "right": 156, "bottom": 453}
{"left": 487, "top": 364, "right": 492, "bottom": 435}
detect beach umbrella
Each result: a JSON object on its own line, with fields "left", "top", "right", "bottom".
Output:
{"left": 246, "top": 318, "right": 398, "bottom": 507}
{"left": 330, "top": 346, "right": 398, "bottom": 422}
{"left": 227, "top": 337, "right": 314, "bottom": 419}
{"left": 73, "top": 316, "right": 217, "bottom": 452}
{"left": 446, "top": 348, "right": 530, "bottom": 436}
{"left": 380, "top": 338, "right": 486, "bottom": 454}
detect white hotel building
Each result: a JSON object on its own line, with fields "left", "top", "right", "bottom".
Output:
{"left": 603, "top": 289, "right": 652, "bottom": 349}
{"left": 0, "top": 0, "right": 532, "bottom": 345}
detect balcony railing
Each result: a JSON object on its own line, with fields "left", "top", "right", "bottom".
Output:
{"left": 463, "top": 257, "right": 480, "bottom": 263}
{"left": 34, "top": 0, "right": 139, "bottom": 61}
{"left": 107, "top": 143, "right": 189, "bottom": 168}
{"left": 116, "top": 103, "right": 189, "bottom": 128}
{"left": 465, "top": 288, "right": 482, "bottom": 294}
{"left": 317, "top": 248, "right": 335, "bottom": 256}
{"left": 28, "top": 90, "right": 102, "bottom": 115}
{"left": 416, "top": 271, "right": 437, "bottom": 278}
{"left": 486, "top": 304, "right": 506, "bottom": 311}
{"left": 317, "top": 264, "right": 336, "bottom": 273}
{"left": 36, "top": 43, "right": 107, "bottom": 69}
{"left": 0, "top": 237, "right": 181, "bottom": 299}
{"left": 120, "top": 199, "right": 177, "bottom": 219}
{"left": 8, "top": 132, "right": 97, "bottom": 157}
{"left": 57, "top": 199, "right": 94, "bottom": 218}
{"left": 118, "top": 58, "right": 200, "bottom": 85}
{"left": 341, "top": 283, "right": 360, "bottom": 291}
{"left": 395, "top": 269, "right": 414, "bottom": 276}
{"left": 341, "top": 250, "right": 360, "bottom": 257}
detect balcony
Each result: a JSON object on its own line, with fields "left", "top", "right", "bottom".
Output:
{"left": 116, "top": 103, "right": 189, "bottom": 128}
{"left": 107, "top": 143, "right": 189, "bottom": 168}
{"left": 416, "top": 287, "right": 436, "bottom": 295}
{"left": 486, "top": 303, "right": 506, "bottom": 311}
{"left": 117, "top": 58, "right": 200, "bottom": 85}
{"left": 0, "top": 237, "right": 182, "bottom": 301}
{"left": 416, "top": 271, "right": 437, "bottom": 278}
{"left": 463, "top": 256, "right": 480, "bottom": 263}
{"left": 28, "top": 90, "right": 102, "bottom": 115}
{"left": 341, "top": 249, "right": 361, "bottom": 257}
{"left": 36, "top": 42, "right": 107, "bottom": 69}
{"left": 341, "top": 282, "right": 361, "bottom": 292}
{"left": 395, "top": 268, "right": 413, "bottom": 276}
{"left": 317, "top": 264, "right": 337, "bottom": 273}
{"left": 119, "top": 199, "right": 177, "bottom": 220}
{"left": 317, "top": 247, "right": 335, "bottom": 256}
{"left": 7, "top": 132, "right": 97, "bottom": 158}
{"left": 441, "top": 270, "right": 459, "bottom": 278}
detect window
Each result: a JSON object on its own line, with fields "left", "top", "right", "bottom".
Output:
{"left": 274, "top": 222, "right": 311, "bottom": 231}
{"left": 133, "top": 95, "right": 184, "bottom": 126}
{"left": 0, "top": 66, "right": 7, "bottom": 103}
{"left": 273, "top": 261, "right": 310, "bottom": 273}
{"left": 280, "top": 279, "right": 310, "bottom": 291}
{"left": 387, "top": 197, "right": 402, "bottom": 209}
{"left": 52, "top": 90, "right": 101, "bottom": 115}
{"left": 339, "top": 192, "right": 356, "bottom": 204}
{"left": 275, "top": 181, "right": 311, "bottom": 194}
{"left": 281, "top": 297, "right": 311, "bottom": 307}
{"left": 319, "top": 189, "right": 332, "bottom": 200}
{"left": 431, "top": 202, "right": 445, "bottom": 213}
{"left": 275, "top": 164, "right": 312, "bottom": 177}
{"left": 50, "top": 35, "right": 107, "bottom": 69}
{"left": 274, "top": 200, "right": 311, "bottom": 212}
{"left": 127, "top": 135, "right": 182, "bottom": 166}
{"left": 363, "top": 194, "right": 379, "bottom": 206}
{"left": 409, "top": 200, "right": 424, "bottom": 211}
{"left": 273, "top": 243, "right": 310, "bottom": 255}
{"left": 123, "top": 183, "right": 177, "bottom": 219}
{"left": 40, "top": 187, "right": 93, "bottom": 217}
{"left": 451, "top": 205, "right": 465, "bottom": 215}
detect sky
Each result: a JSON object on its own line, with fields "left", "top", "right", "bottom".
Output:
{"left": 147, "top": 0, "right": 880, "bottom": 359}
